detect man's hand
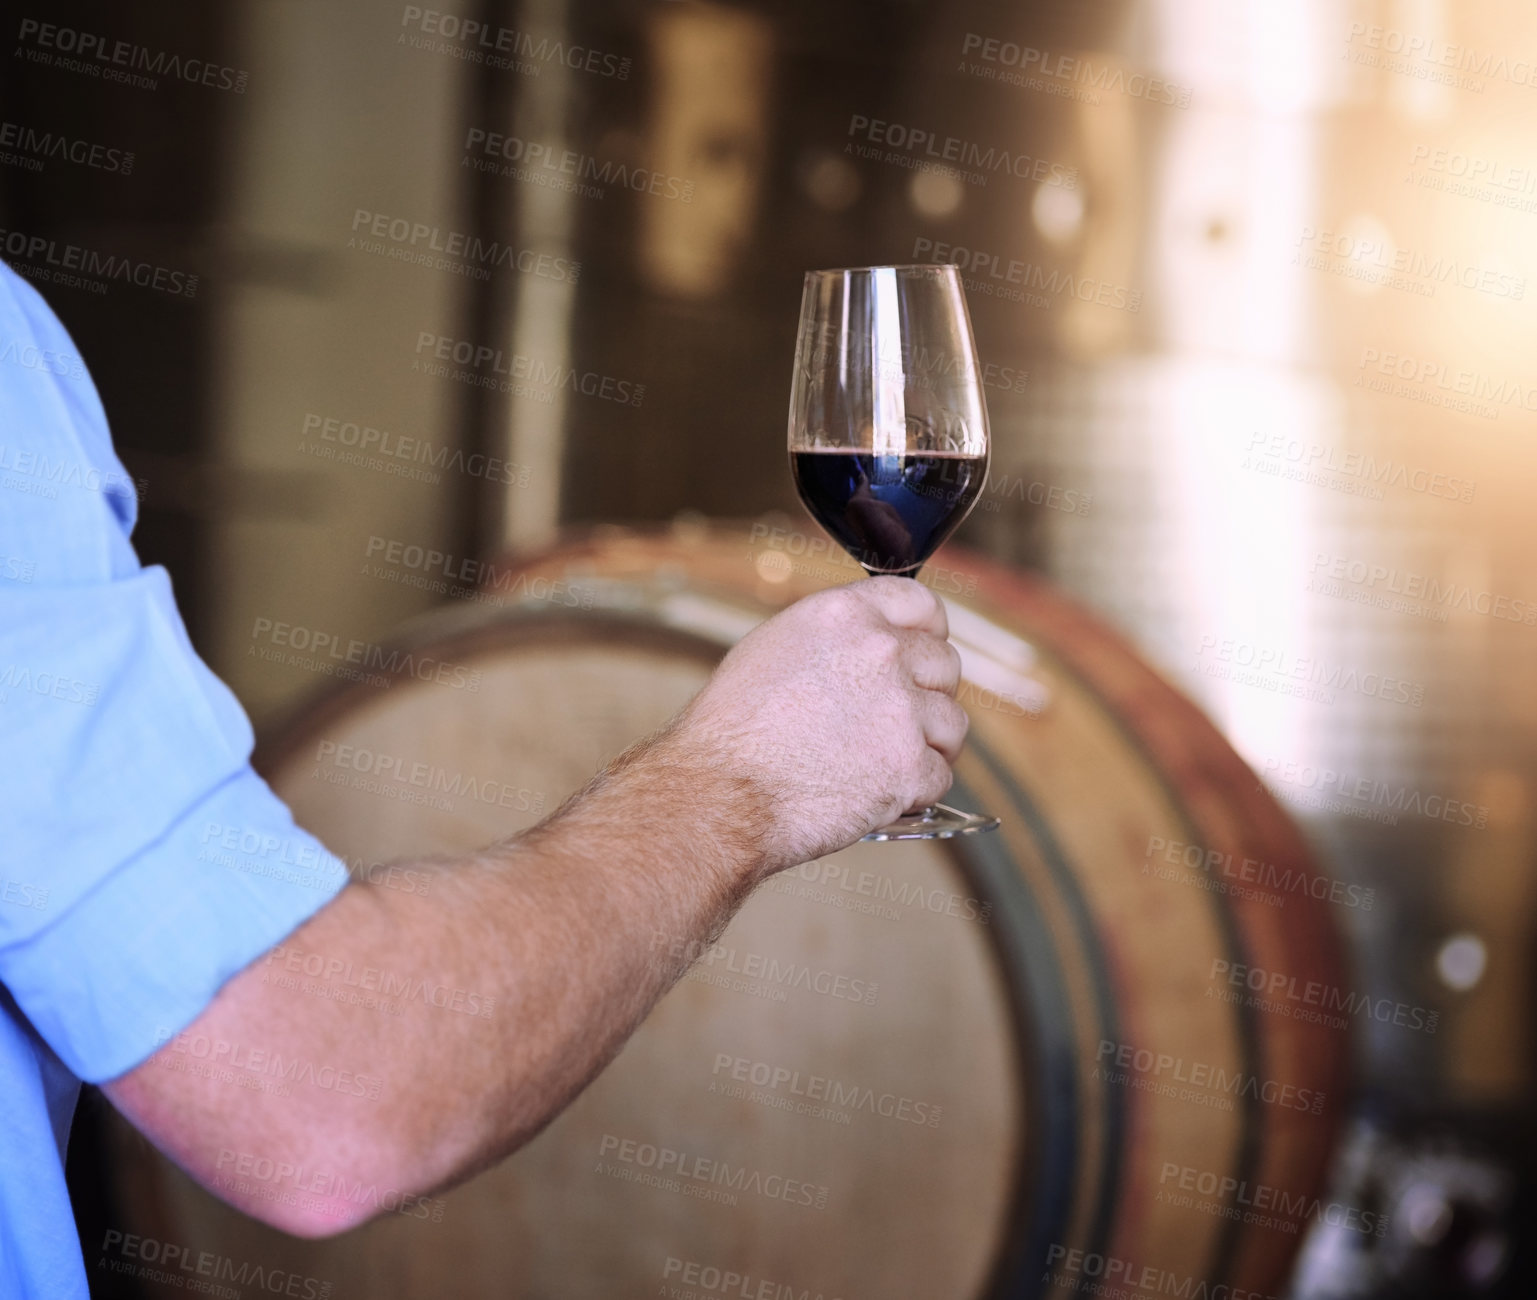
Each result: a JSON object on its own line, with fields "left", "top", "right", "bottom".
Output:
{"left": 104, "top": 577, "right": 971, "bottom": 1237}
{"left": 672, "top": 577, "right": 967, "bottom": 874}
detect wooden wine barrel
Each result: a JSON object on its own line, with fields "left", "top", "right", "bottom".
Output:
{"left": 105, "top": 523, "right": 1350, "bottom": 1299}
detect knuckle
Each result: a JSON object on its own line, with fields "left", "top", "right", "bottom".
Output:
{"left": 811, "top": 586, "right": 848, "bottom": 623}
{"left": 923, "top": 640, "right": 962, "bottom": 691}
{"left": 921, "top": 752, "right": 953, "bottom": 800}
{"left": 808, "top": 586, "right": 854, "bottom": 621}
{"left": 921, "top": 586, "right": 949, "bottom": 632}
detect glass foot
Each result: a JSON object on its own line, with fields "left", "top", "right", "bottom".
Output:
{"left": 862, "top": 803, "right": 1000, "bottom": 841}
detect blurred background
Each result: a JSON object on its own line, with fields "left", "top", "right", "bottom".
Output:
{"left": 4, "top": 0, "right": 1533, "bottom": 1295}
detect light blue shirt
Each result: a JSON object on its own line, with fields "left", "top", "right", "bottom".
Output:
{"left": 0, "top": 263, "right": 349, "bottom": 1295}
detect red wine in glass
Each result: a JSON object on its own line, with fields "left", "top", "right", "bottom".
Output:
{"left": 791, "top": 450, "right": 988, "bottom": 578}
{"left": 787, "top": 265, "right": 999, "bottom": 840}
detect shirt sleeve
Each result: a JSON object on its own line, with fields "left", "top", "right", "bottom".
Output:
{"left": 0, "top": 263, "right": 350, "bottom": 1083}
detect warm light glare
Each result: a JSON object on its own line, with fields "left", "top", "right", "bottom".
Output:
{"left": 870, "top": 267, "right": 907, "bottom": 458}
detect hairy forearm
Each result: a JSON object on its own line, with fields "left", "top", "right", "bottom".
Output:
{"left": 103, "top": 577, "right": 964, "bottom": 1238}
{"left": 104, "top": 727, "right": 771, "bottom": 1236}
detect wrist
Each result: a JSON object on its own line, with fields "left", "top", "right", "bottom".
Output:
{"left": 523, "top": 719, "right": 774, "bottom": 910}
{"left": 620, "top": 722, "right": 776, "bottom": 893}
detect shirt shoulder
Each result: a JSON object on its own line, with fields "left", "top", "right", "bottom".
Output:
{"left": 0, "top": 262, "right": 350, "bottom": 1083}
{"left": 0, "top": 262, "right": 141, "bottom": 585}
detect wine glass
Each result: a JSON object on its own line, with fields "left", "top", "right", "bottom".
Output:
{"left": 788, "top": 264, "right": 1000, "bottom": 841}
